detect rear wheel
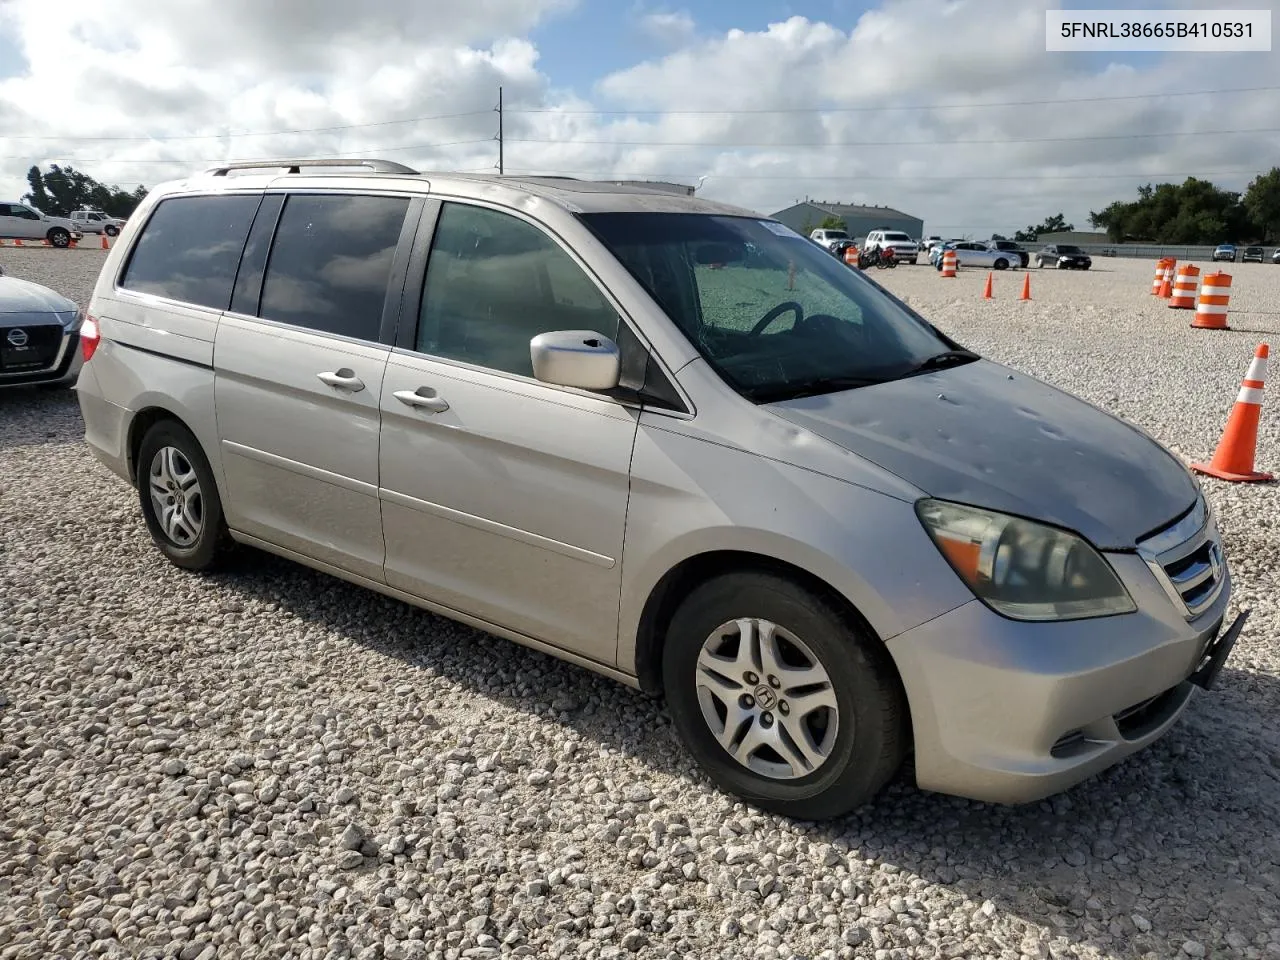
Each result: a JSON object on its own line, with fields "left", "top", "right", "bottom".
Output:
{"left": 662, "top": 571, "right": 908, "bottom": 819}
{"left": 47, "top": 228, "right": 71, "bottom": 248}
{"left": 105, "top": 224, "right": 119, "bottom": 237}
{"left": 136, "top": 420, "right": 233, "bottom": 571}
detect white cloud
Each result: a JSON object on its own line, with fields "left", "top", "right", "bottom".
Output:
{"left": 0, "top": 0, "right": 1277, "bottom": 238}
{"left": 638, "top": 10, "right": 697, "bottom": 47}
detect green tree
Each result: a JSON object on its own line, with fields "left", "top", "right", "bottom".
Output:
{"left": 23, "top": 164, "right": 147, "bottom": 218}
{"left": 1089, "top": 177, "right": 1255, "bottom": 243}
{"left": 1012, "top": 213, "right": 1074, "bottom": 243}
{"left": 1243, "top": 167, "right": 1280, "bottom": 242}
{"left": 818, "top": 214, "right": 846, "bottom": 231}
{"left": 990, "top": 233, "right": 1008, "bottom": 241}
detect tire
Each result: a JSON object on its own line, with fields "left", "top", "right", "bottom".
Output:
{"left": 105, "top": 225, "right": 119, "bottom": 237}
{"left": 1036, "top": 257, "right": 1045, "bottom": 268}
{"left": 994, "top": 258, "right": 1009, "bottom": 270}
{"left": 47, "top": 228, "right": 71, "bottom": 249}
{"left": 662, "top": 571, "right": 908, "bottom": 820}
{"left": 136, "top": 420, "right": 233, "bottom": 571}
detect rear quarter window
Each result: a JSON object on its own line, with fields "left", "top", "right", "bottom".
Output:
{"left": 119, "top": 194, "right": 262, "bottom": 310}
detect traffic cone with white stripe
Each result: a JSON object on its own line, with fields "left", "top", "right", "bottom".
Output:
{"left": 1191, "top": 271, "right": 1232, "bottom": 330}
{"left": 1191, "top": 344, "right": 1273, "bottom": 482}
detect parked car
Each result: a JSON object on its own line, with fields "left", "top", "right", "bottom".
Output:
{"left": 986, "top": 240, "right": 1029, "bottom": 268}
{"left": 0, "top": 271, "right": 84, "bottom": 388}
{"left": 70, "top": 208, "right": 128, "bottom": 237}
{"left": 1241, "top": 246, "right": 1265, "bottom": 264}
{"left": 0, "top": 201, "right": 82, "bottom": 248}
{"left": 862, "top": 229, "right": 920, "bottom": 264}
{"left": 1035, "top": 244, "right": 1092, "bottom": 269}
{"left": 1273, "top": 248, "right": 1280, "bottom": 264}
{"left": 935, "top": 240, "right": 1019, "bottom": 270}
{"left": 76, "top": 157, "right": 1242, "bottom": 819}
{"left": 809, "top": 228, "right": 852, "bottom": 251}
{"left": 1213, "top": 243, "right": 1236, "bottom": 262}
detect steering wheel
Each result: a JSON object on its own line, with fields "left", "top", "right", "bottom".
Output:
{"left": 750, "top": 301, "right": 804, "bottom": 336}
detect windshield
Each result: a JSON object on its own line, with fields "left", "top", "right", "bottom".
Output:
{"left": 883, "top": 232, "right": 912, "bottom": 242}
{"left": 823, "top": 230, "right": 849, "bottom": 239}
{"left": 578, "top": 212, "right": 956, "bottom": 403}
{"left": 1057, "top": 245, "right": 1084, "bottom": 254}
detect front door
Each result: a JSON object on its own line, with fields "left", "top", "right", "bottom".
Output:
{"left": 378, "top": 200, "right": 639, "bottom": 664}
{"left": 214, "top": 190, "right": 420, "bottom": 582}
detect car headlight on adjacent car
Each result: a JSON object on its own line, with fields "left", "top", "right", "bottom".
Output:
{"left": 61, "top": 308, "right": 84, "bottom": 333}
{"left": 916, "top": 499, "right": 1136, "bottom": 621}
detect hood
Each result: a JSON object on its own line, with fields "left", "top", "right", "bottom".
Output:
{"left": 0, "top": 276, "right": 78, "bottom": 315}
{"left": 768, "top": 359, "right": 1198, "bottom": 550}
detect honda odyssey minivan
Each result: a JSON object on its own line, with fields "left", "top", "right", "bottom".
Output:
{"left": 75, "top": 158, "right": 1245, "bottom": 819}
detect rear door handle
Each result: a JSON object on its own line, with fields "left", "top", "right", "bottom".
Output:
{"left": 394, "top": 387, "right": 449, "bottom": 413}
{"left": 317, "top": 368, "right": 365, "bottom": 392}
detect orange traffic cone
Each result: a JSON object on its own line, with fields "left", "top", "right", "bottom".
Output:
{"left": 1168, "top": 264, "right": 1199, "bottom": 309}
{"left": 1191, "top": 344, "right": 1273, "bottom": 482}
{"left": 1191, "top": 272, "right": 1232, "bottom": 330}
{"left": 1019, "top": 274, "right": 1031, "bottom": 300}
{"left": 101, "top": 235, "right": 110, "bottom": 250}
{"left": 982, "top": 272, "right": 993, "bottom": 299}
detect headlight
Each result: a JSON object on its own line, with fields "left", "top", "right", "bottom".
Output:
{"left": 916, "top": 499, "right": 1136, "bottom": 621}
{"left": 63, "top": 308, "right": 84, "bottom": 332}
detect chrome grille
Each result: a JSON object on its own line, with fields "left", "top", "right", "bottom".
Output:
{"left": 1137, "top": 495, "right": 1226, "bottom": 620}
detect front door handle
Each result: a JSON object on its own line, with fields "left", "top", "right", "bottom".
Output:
{"left": 394, "top": 387, "right": 450, "bottom": 413}
{"left": 317, "top": 368, "right": 365, "bottom": 392}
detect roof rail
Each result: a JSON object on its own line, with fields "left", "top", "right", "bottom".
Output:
{"left": 204, "top": 158, "right": 419, "bottom": 177}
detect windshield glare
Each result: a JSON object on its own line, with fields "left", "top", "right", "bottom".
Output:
{"left": 578, "top": 212, "right": 954, "bottom": 403}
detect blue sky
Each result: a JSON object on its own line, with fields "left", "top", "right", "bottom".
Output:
{"left": 526, "top": 0, "right": 1164, "bottom": 101}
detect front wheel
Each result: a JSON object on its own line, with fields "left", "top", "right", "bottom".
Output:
{"left": 994, "top": 258, "right": 1009, "bottom": 270}
{"left": 662, "top": 572, "right": 908, "bottom": 820}
{"left": 136, "top": 420, "right": 233, "bottom": 571}
{"left": 1036, "top": 257, "right": 1045, "bottom": 268}
{"left": 105, "top": 225, "right": 119, "bottom": 237}
{"left": 46, "top": 228, "right": 71, "bottom": 248}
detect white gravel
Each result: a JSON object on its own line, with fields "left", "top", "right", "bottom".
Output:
{"left": 3, "top": 248, "right": 1280, "bottom": 960}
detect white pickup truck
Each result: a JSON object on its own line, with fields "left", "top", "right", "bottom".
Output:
{"left": 70, "top": 209, "right": 128, "bottom": 237}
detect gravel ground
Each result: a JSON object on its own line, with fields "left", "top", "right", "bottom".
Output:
{"left": 2, "top": 248, "right": 1280, "bottom": 960}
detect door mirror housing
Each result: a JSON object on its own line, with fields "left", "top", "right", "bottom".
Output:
{"left": 530, "top": 330, "right": 621, "bottom": 391}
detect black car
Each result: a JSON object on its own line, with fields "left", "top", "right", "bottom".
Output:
{"left": 1035, "top": 244, "right": 1092, "bottom": 270}
{"left": 1242, "top": 246, "right": 1265, "bottom": 264}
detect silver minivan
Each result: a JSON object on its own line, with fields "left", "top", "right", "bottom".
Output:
{"left": 75, "top": 158, "right": 1245, "bottom": 819}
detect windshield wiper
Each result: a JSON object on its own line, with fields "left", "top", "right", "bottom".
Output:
{"left": 900, "top": 349, "right": 980, "bottom": 377}
{"left": 752, "top": 375, "right": 888, "bottom": 403}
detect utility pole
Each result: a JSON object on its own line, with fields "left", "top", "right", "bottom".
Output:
{"left": 495, "top": 85, "right": 504, "bottom": 175}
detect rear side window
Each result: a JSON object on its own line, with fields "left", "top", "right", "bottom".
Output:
{"left": 258, "top": 193, "right": 410, "bottom": 342}
{"left": 119, "top": 194, "right": 261, "bottom": 310}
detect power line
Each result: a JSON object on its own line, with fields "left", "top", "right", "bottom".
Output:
{"left": 0, "top": 139, "right": 497, "bottom": 164}
{"left": 0, "top": 110, "right": 494, "bottom": 143}
{"left": 3, "top": 84, "right": 1276, "bottom": 144}
{"left": 507, "top": 127, "right": 1280, "bottom": 148}
{"left": 505, "top": 85, "right": 1280, "bottom": 115}
{"left": 499, "top": 167, "right": 1264, "bottom": 182}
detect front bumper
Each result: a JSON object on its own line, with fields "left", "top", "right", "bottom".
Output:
{"left": 887, "top": 538, "right": 1237, "bottom": 805}
{"left": 0, "top": 328, "right": 82, "bottom": 387}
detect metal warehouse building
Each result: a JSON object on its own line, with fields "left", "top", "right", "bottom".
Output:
{"left": 769, "top": 201, "right": 924, "bottom": 242}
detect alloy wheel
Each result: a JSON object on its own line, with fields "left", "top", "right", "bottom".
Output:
{"left": 148, "top": 445, "right": 204, "bottom": 547}
{"left": 694, "top": 617, "right": 840, "bottom": 780}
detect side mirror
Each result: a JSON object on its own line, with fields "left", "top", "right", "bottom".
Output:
{"left": 530, "top": 330, "right": 621, "bottom": 391}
